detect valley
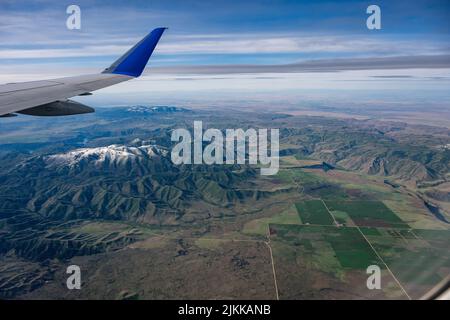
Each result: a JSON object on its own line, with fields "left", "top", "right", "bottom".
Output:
{"left": 0, "top": 106, "right": 449, "bottom": 299}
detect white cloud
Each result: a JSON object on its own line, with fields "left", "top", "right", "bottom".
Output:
{"left": 0, "top": 34, "right": 448, "bottom": 60}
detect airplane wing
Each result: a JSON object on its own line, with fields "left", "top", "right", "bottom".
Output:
{"left": 0, "top": 27, "right": 167, "bottom": 117}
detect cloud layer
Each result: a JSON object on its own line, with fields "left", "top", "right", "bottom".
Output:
{"left": 144, "top": 55, "right": 450, "bottom": 75}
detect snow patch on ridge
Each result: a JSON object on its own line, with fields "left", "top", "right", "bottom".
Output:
{"left": 45, "top": 144, "right": 167, "bottom": 168}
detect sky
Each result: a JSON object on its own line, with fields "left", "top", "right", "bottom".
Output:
{"left": 0, "top": 0, "right": 449, "bottom": 105}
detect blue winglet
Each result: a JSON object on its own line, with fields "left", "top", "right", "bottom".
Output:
{"left": 103, "top": 27, "right": 167, "bottom": 77}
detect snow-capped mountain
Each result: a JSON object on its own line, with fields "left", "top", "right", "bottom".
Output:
{"left": 126, "top": 106, "right": 190, "bottom": 113}
{"left": 45, "top": 144, "right": 168, "bottom": 169}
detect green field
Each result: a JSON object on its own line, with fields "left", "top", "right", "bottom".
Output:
{"left": 325, "top": 200, "right": 409, "bottom": 228}
{"left": 269, "top": 224, "right": 407, "bottom": 299}
{"left": 295, "top": 200, "right": 335, "bottom": 225}
{"left": 275, "top": 168, "right": 325, "bottom": 184}
{"left": 271, "top": 224, "right": 382, "bottom": 269}
{"left": 243, "top": 205, "right": 301, "bottom": 236}
{"left": 361, "top": 228, "right": 450, "bottom": 299}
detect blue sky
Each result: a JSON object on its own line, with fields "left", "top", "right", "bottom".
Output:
{"left": 0, "top": 0, "right": 449, "bottom": 104}
{"left": 1, "top": 0, "right": 449, "bottom": 66}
